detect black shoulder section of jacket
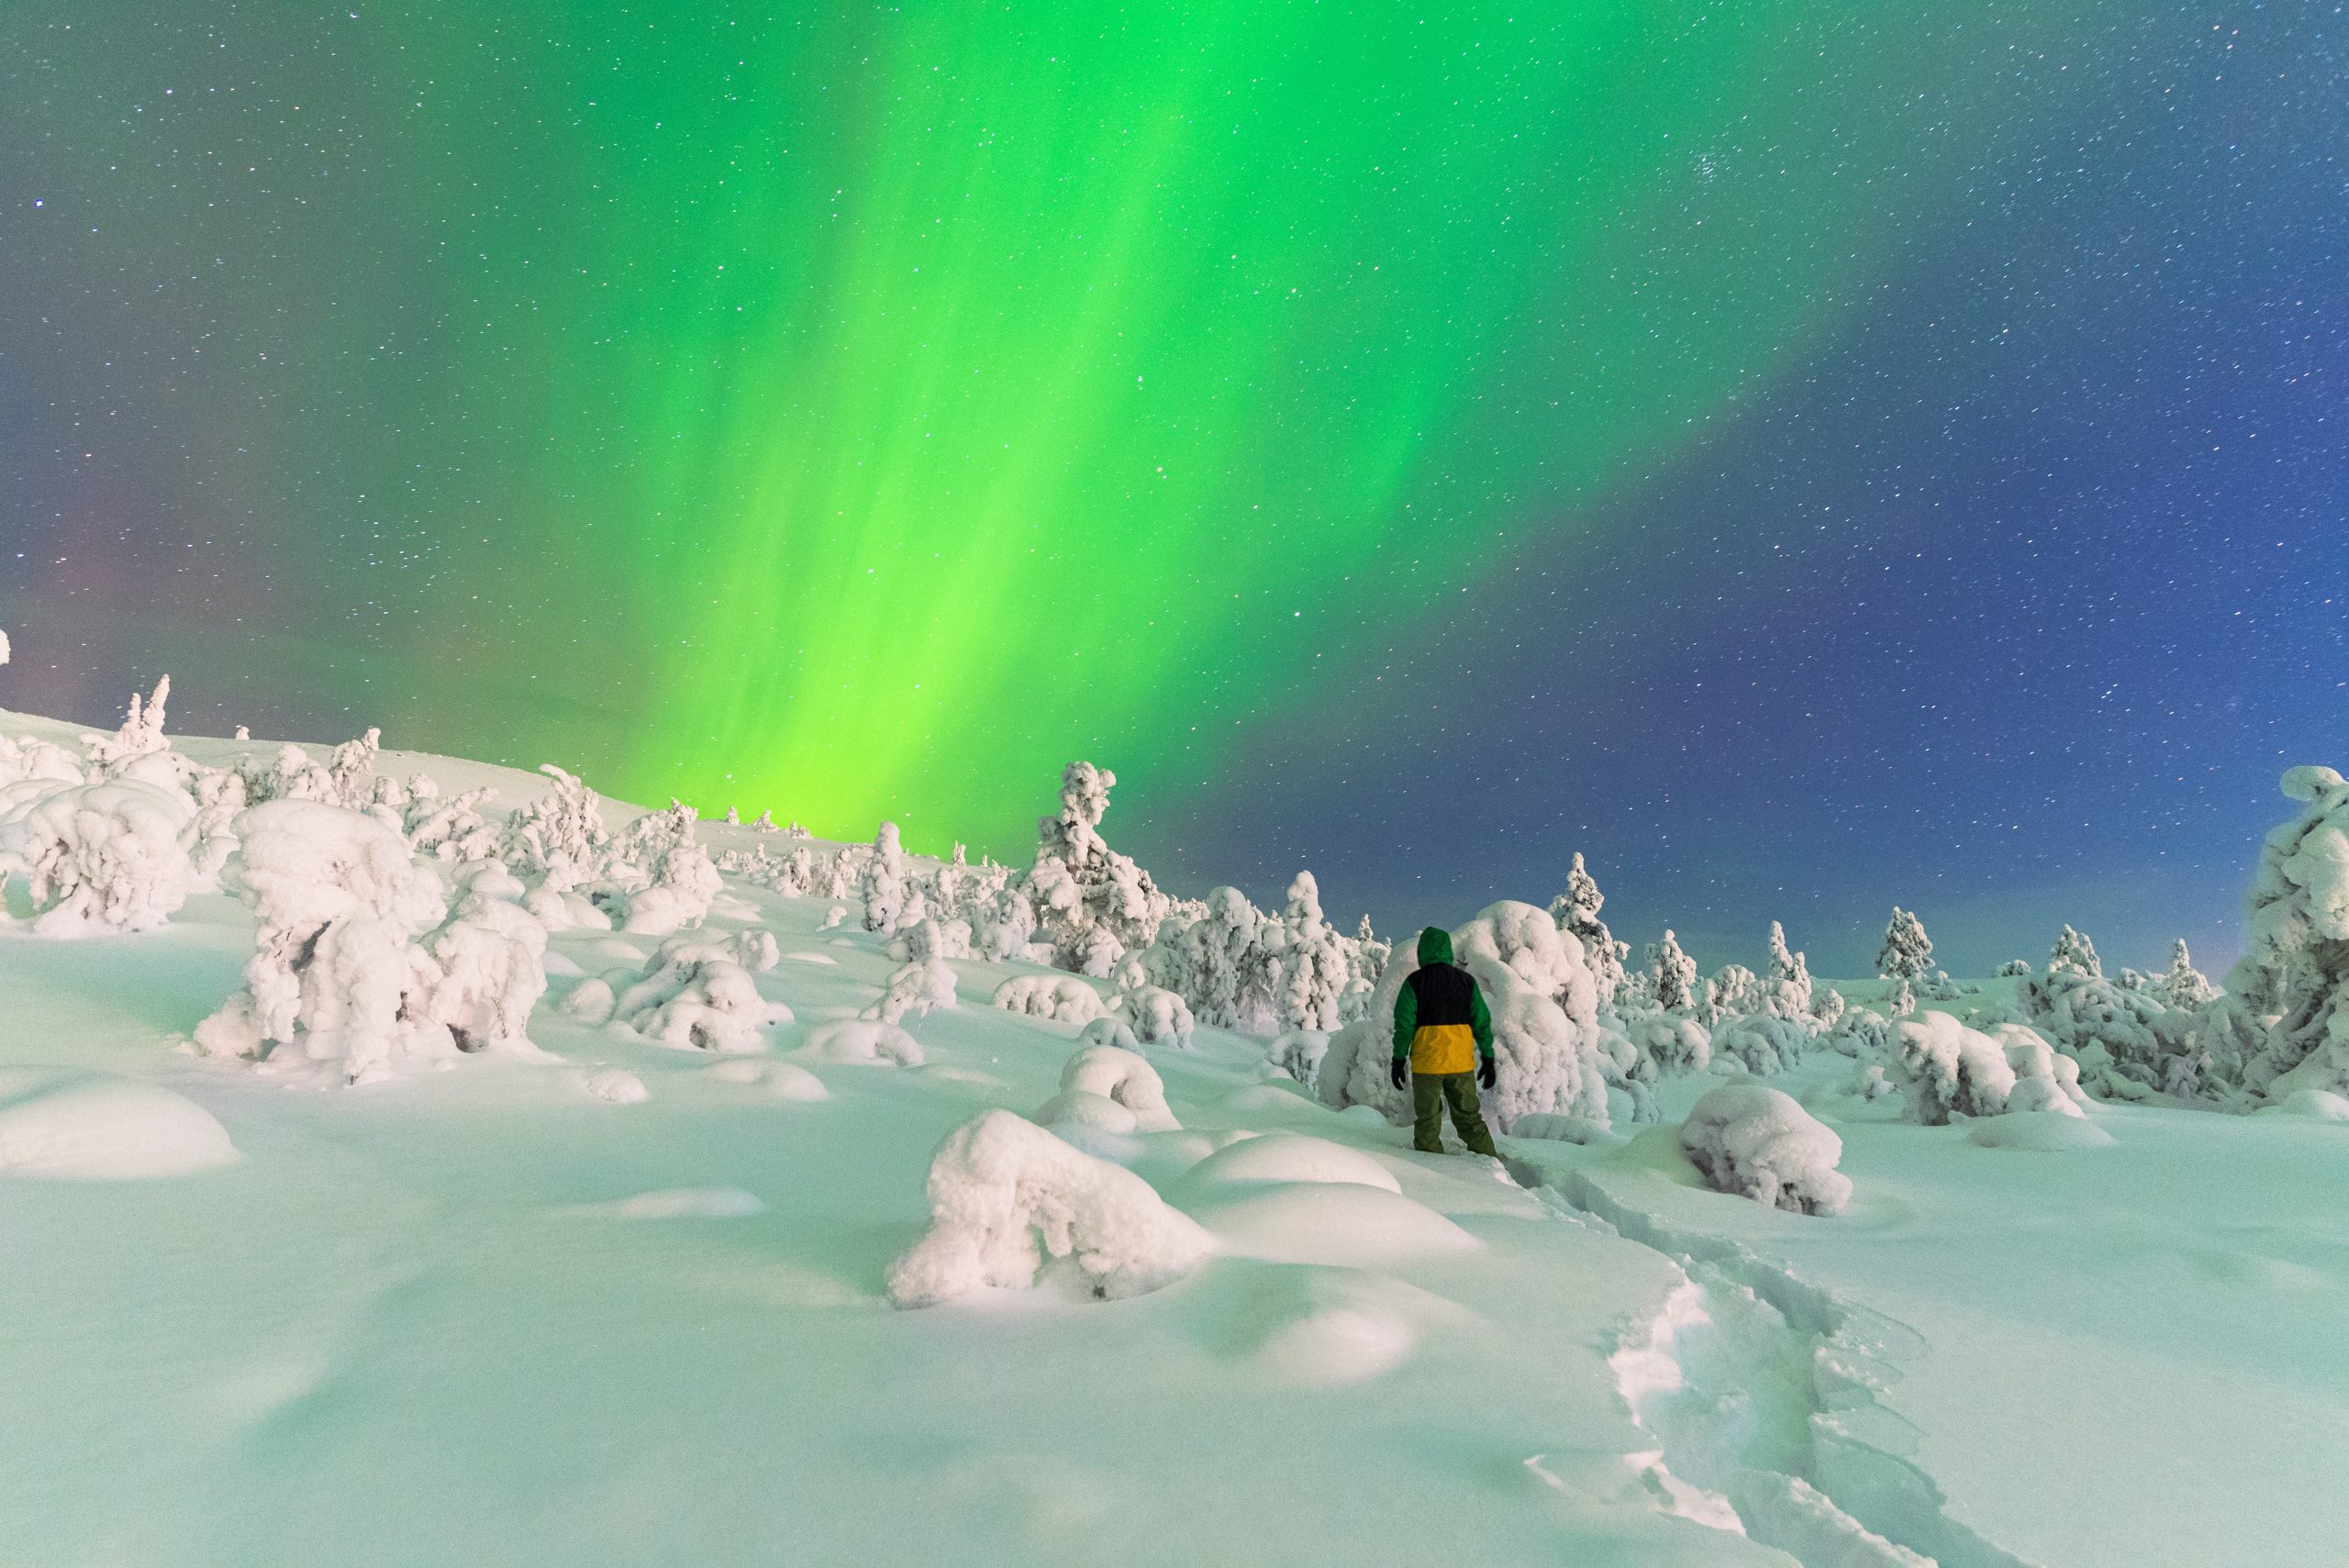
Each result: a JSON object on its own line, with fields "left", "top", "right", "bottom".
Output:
{"left": 1406, "top": 962, "right": 1477, "bottom": 1027}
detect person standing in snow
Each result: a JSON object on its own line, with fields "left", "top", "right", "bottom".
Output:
{"left": 1389, "top": 927, "right": 1498, "bottom": 1157}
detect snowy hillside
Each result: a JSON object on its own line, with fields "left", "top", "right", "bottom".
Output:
{"left": 2, "top": 690, "right": 2345, "bottom": 1567}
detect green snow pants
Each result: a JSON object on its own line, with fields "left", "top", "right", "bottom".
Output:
{"left": 1410, "top": 1071, "right": 1497, "bottom": 1157}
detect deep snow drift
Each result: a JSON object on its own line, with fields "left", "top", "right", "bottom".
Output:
{"left": 0, "top": 693, "right": 2344, "bottom": 1568}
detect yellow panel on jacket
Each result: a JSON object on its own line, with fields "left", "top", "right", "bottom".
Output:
{"left": 1409, "top": 1023, "right": 1477, "bottom": 1075}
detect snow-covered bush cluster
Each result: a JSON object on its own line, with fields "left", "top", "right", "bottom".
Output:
{"left": 1679, "top": 1083, "right": 1852, "bottom": 1216}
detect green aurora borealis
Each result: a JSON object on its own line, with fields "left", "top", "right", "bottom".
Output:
{"left": 12, "top": 2, "right": 2045, "bottom": 850}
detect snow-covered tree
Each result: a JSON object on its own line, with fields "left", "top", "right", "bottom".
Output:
{"left": 871, "top": 918, "right": 961, "bottom": 1026}
{"left": 1997, "top": 958, "right": 2033, "bottom": 978}
{"left": 1762, "top": 921, "right": 1816, "bottom": 1022}
{"left": 2048, "top": 924, "right": 2102, "bottom": 979}
{"left": 605, "top": 800, "right": 720, "bottom": 935}
{"left": 861, "top": 821, "right": 908, "bottom": 933}
{"left": 81, "top": 675, "right": 173, "bottom": 773}
{"left": 1876, "top": 907, "right": 1933, "bottom": 983}
{"left": 1651, "top": 929, "right": 1699, "bottom": 1013}
{"left": 1710, "top": 963, "right": 1762, "bottom": 1018}
{"left": 2158, "top": 940, "right": 2218, "bottom": 1011}
{"left": 195, "top": 800, "right": 452, "bottom": 1084}
{"left": 2201, "top": 766, "right": 2349, "bottom": 1102}
{"left": 1550, "top": 853, "right": 1628, "bottom": 1008}
{"left": 1025, "top": 762, "right": 1173, "bottom": 976}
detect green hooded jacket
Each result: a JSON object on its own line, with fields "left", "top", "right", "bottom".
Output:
{"left": 1391, "top": 926, "right": 1495, "bottom": 1068}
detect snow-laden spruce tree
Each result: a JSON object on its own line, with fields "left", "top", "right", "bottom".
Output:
{"left": 195, "top": 800, "right": 451, "bottom": 1083}
{"left": 2048, "top": 924, "right": 2101, "bottom": 979}
{"left": 1024, "top": 762, "right": 1172, "bottom": 977}
{"left": 2203, "top": 766, "right": 2349, "bottom": 1102}
{"left": 1877, "top": 907, "right": 1933, "bottom": 983}
{"left": 861, "top": 821, "right": 909, "bottom": 934}
{"left": 1765, "top": 921, "right": 1816, "bottom": 1022}
{"left": 2158, "top": 939, "right": 2218, "bottom": 1011}
{"left": 1268, "top": 872, "right": 1353, "bottom": 1033}
{"left": 1651, "top": 929, "right": 1699, "bottom": 1013}
{"left": 1147, "top": 885, "right": 1260, "bottom": 1029}
{"left": 0, "top": 776, "right": 198, "bottom": 935}
{"left": 1549, "top": 853, "right": 1629, "bottom": 1008}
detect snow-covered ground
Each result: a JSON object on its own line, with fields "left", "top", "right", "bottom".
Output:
{"left": 1, "top": 706, "right": 2342, "bottom": 1567}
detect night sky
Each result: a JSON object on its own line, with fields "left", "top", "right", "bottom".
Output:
{"left": 2, "top": 3, "right": 2342, "bottom": 977}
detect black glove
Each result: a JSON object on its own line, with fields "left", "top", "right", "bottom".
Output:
{"left": 1478, "top": 1057, "right": 1497, "bottom": 1090}
{"left": 1390, "top": 1059, "right": 1408, "bottom": 1091}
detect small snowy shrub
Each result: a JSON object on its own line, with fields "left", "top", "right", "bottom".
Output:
{"left": 1709, "top": 1014, "right": 1809, "bottom": 1077}
{"left": 79, "top": 675, "right": 173, "bottom": 773}
{"left": 2156, "top": 939, "right": 2218, "bottom": 1010}
{"left": 885, "top": 1109, "right": 1212, "bottom": 1307}
{"left": 1679, "top": 1084, "right": 1852, "bottom": 1216}
{"left": 992, "top": 973, "right": 1106, "bottom": 1027}
{"left": 1268, "top": 1028, "right": 1329, "bottom": 1084}
{"left": 1631, "top": 1012, "right": 1713, "bottom": 1076}
{"left": 613, "top": 937, "right": 792, "bottom": 1053}
{"left": 1117, "top": 984, "right": 1196, "bottom": 1050}
{"left": 608, "top": 800, "right": 721, "bottom": 936}
{"left": 501, "top": 765, "right": 610, "bottom": 889}
{"left": 0, "top": 777, "right": 197, "bottom": 936}
{"left": 870, "top": 918, "right": 960, "bottom": 1025}
{"left": 403, "top": 779, "right": 502, "bottom": 862}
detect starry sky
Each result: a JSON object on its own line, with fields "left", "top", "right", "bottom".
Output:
{"left": 2, "top": 2, "right": 2342, "bottom": 977}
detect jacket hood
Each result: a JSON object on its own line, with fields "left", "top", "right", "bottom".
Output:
{"left": 1417, "top": 927, "right": 1454, "bottom": 966}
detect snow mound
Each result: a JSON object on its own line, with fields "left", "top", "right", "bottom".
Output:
{"left": 1181, "top": 1183, "right": 1479, "bottom": 1268}
{"left": 1508, "top": 1112, "right": 1611, "bottom": 1145}
{"left": 991, "top": 973, "right": 1105, "bottom": 1026}
{"left": 0, "top": 1069, "right": 239, "bottom": 1179}
{"left": 1218, "top": 1269, "right": 1465, "bottom": 1387}
{"left": 1055, "top": 1043, "right": 1178, "bottom": 1132}
{"left": 704, "top": 1059, "right": 829, "bottom": 1100}
{"left": 575, "top": 1187, "right": 766, "bottom": 1219}
{"left": 1173, "top": 1133, "right": 1400, "bottom": 1195}
{"left": 1032, "top": 1089, "right": 1137, "bottom": 1133}
{"left": 581, "top": 1069, "right": 648, "bottom": 1104}
{"left": 803, "top": 1019, "right": 924, "bottom": 1067}
{"left": 886, "top": 1109, "right": 1213, "bottom": 1308}
{"left": 1966, "top": 1112, "right": 2116, "bottom": 1151}
{"left": 1678, "top": 1083, "right": 1852, "bottom": 1217}
{"left": 2272, "top": 1088, "right": 2349, "bottom": 1121}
